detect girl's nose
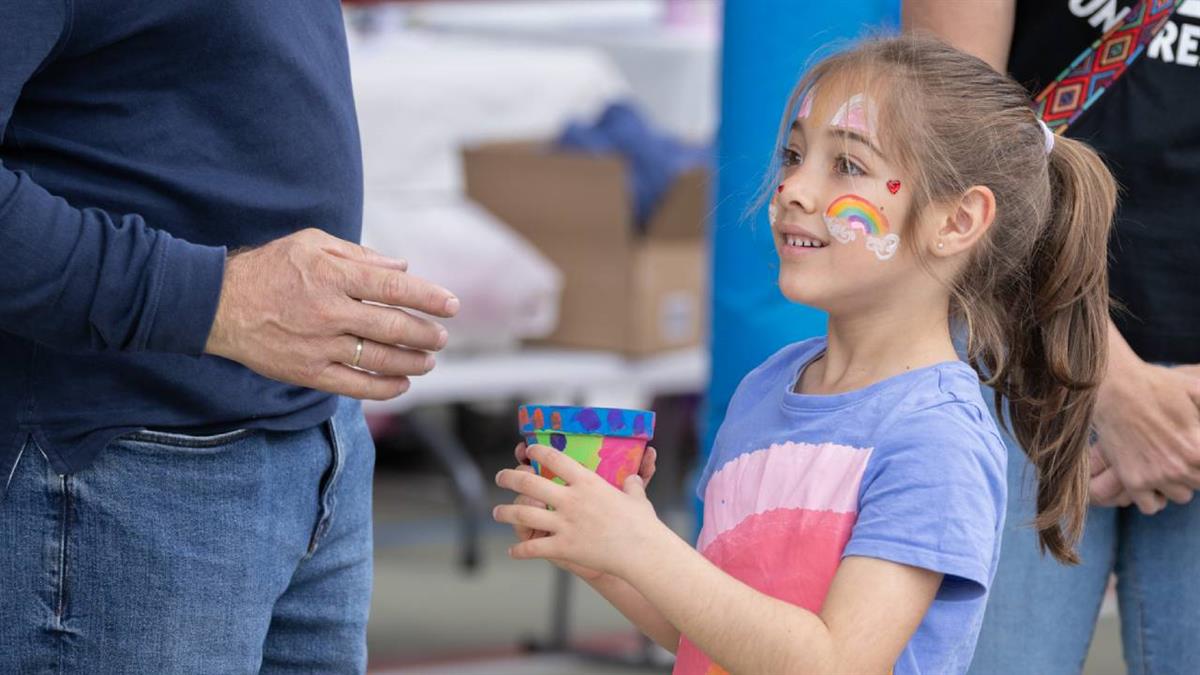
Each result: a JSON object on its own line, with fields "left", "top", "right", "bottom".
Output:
{"left": 777, "top": 178, "right": 817, "bottom": 215}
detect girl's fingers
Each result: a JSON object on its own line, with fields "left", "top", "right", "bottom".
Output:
{"left": 513, "top": 494, "right": 550, "bottom": 539}
{"left": 515, "top": 442, "right": 530, "bottom": 465}
{"left": 493, "top": 504, "right": 560, "bottom": 535}
{"left": 509, "top": 536, "right": 558, "bottom": 561}
{"left": 639, "top": 446, "right": 657, "bottom": 483}
{"left": 496, "top": 466, "right": 566, "bottom": 505}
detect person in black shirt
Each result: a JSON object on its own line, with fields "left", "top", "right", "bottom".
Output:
{"left": 906, "top": 1, "right": 1200, "bottom": 672}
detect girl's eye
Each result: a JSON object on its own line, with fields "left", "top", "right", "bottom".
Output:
{"left": 835, "top": 156, "right": 866, "bottom": 176}
{"left": 781, "top": 147, "right": 804, "bottom": 167}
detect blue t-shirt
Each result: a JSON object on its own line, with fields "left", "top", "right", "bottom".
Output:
{"left": 675, "top": 337, "right": 1007, "bottom": 675}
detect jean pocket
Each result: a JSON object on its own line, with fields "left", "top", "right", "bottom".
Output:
{"left": 117, "top": 428, "right": 255, "bottom": 451}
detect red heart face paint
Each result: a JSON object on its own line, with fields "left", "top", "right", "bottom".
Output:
{"left": 886, "top": 180, "right": 901, "bottom": 194}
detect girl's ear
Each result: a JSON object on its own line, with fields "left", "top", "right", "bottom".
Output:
{"left": 931, "top": 185, "right": 995, "bottom": 257}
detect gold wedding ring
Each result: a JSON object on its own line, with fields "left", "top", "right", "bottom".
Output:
{"left": 351, "top": 337, "right": 364, "bottom": 368}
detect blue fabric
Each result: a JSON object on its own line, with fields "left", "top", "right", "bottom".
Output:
{"left": 0, "top": 0, "right": 360, "bottom": 480}
{"left": 0, "top": 397, "right": 375, "bottom": 673}
{"left": 699, "top": 338, "right": 1007, "bottom": 675}
{"left": 701, "top": 0, "right": 899, "bottom": 530}
{"left": 970, "top": 383, "right": 1200, "bottom": 675}
{"left": 557, "top": 101, "right": 710, "bottom": 228}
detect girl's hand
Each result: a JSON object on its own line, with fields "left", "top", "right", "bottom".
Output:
{"left": 494, "top": 443, "right": 671, "bottom": 579}
{"left": 504, "top": 464, "right": 606, "bottom": 581}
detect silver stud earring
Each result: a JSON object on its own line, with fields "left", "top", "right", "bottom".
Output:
{"left": 936, "top": 240, "right": 945, "bottom": 250}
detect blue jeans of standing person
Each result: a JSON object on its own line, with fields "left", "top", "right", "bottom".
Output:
{"left": 969, "top": 400, "right": 1200, "bottom": 675}
{"left": 0, "top": 397, "right": 375, "bottom": 674}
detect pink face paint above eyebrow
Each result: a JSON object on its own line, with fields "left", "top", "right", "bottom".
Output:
{"left": 828, "top": 93, "right": 877, "bottom": 138}
{"left": 796, "top": 86, "right": 817, "bottom": 120}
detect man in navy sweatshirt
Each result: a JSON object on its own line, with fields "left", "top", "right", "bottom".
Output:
{"left": 0, "top": 2, "right": 459, "bottom": 671}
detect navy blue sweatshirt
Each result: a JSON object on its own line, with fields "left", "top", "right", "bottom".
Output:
{"left": 1, "top": 1, "right": 361, "bottom": 480}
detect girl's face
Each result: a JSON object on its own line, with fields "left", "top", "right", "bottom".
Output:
{"left": 771, "top": 83, "right": 932, "bottom": 314}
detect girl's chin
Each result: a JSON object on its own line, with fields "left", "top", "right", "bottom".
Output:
{"left": 778, "top": 283, "right": 830, "bottom": 310}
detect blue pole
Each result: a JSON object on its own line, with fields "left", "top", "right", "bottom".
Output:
{"left": 699, "top": 1, "right": 899, "bottom": 528}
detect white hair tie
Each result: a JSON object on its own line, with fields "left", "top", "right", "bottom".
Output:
{"left": 1037, "top": 119, "right": 1055, "bottom": 155}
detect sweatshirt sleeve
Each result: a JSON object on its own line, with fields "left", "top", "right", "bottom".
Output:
{"left": 0, "top": 0, "right": 227, "bottom": 355}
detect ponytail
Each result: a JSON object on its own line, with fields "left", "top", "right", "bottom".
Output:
{"left": 994, "top": 135, "right": 1116, "bottom": 564}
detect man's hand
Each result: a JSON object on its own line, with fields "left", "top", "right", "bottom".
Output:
{"left": 1091, "top": 359, "right": 1200, "bottom": 515}
{"left": 204, "top": 228, "right": 459, "bottom": 400}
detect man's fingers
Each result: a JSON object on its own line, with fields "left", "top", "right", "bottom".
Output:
{"left": 348, "top": 302, "right": 449, "bottom": 352}
{"left": 311, "top": 364, "right": 410, "bottom": 401}
{"left": 339, "top": 336, "right": 435, "bottom": 377}
{"left": 344, "top": 263, "right": 459, "bottom": 318}
{"left": 314, "top": 230, "right": 409, "bottom": 272}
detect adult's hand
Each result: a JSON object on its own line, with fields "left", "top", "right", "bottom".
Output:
{"left": 1090, "top": 328, "right": 1200, "bottom": 514}
{"left": 203, "top": 228, "right": 459, "bottom": 400}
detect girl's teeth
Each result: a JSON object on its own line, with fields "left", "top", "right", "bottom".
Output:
{"left": 786, "top": 235, "right": 824, "bottom": 248}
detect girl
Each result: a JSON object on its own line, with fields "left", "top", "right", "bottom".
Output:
{"left": 494, "top": 34, "right": 1115, "bottom": 674}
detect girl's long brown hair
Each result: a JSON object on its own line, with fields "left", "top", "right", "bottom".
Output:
{"left": 771, "top": 35, "right": 1116, "bottom": 563}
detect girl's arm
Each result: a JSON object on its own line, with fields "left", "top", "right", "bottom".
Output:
{"left": 496, "top": 445, "right": 943, "bottom": 674}
{"left": 625, "top": 529, "right": 942, "bottom": 674}
{"left": 584, "top": 573, "right": 681, "bottom": 652}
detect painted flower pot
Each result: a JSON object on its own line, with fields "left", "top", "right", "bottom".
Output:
{"left": 517, "top": 404, "right": 656, "bottom": 489}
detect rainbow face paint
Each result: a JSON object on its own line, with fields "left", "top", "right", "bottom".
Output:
{"left": 823, "top": 194, "right": 900, "bottom": 261}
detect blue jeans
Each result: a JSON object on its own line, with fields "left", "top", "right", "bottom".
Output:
{"left": 0, "top": 397, "right": 375, "bottom": 674}
{"left": 969, "top": 411, "right": 1200, "bottom": 674}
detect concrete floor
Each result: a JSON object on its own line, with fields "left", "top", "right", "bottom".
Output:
{"left": 366, "top": 471, "right": 1128, "bottom": 675}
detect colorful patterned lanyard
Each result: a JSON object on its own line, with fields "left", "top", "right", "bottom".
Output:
{"left": 1035, "top": 0, "right": 1183, "bottom": 134}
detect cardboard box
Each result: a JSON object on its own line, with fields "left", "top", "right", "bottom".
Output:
{"left": 462, "top": 141, "right": 708, "bottom": 355}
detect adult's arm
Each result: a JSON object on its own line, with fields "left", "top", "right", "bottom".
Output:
{"left": 2, "top": 2, "right": 459, "bottom": 400}
{"left": 902, "top": 0, "right": 1017, "bottom": 71}
{"left": 0, "top": 1, "right": 226, "bottom": 356}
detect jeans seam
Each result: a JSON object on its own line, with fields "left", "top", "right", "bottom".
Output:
{"left": 54, "top": 474, "right": 72, "bottom": 633}
{"left": 1123, "top": 517, "right": 1150, "bottom": 675}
